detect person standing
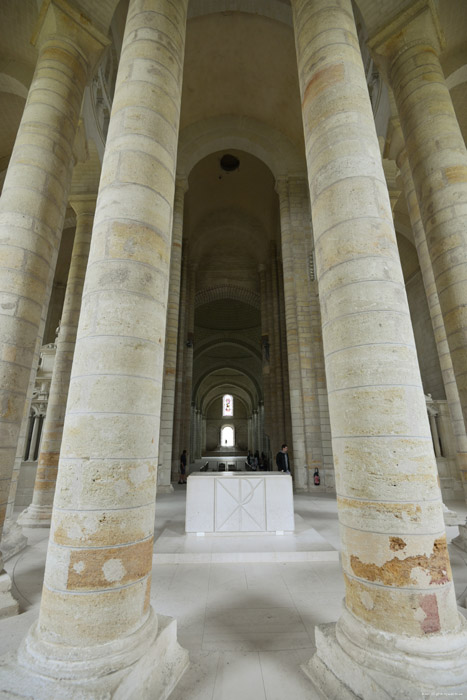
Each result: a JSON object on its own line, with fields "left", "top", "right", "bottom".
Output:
{"left": 179, "top": 449, "right": 187, "bottom": 484}
{"left": 276, "top": 444, "right": 291, "bottom": 473}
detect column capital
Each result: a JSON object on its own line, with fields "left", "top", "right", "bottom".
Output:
{"left": 69, "top": 194, "right": 98, "bottom": 217}
{"left": 32, "top": 0, "right": 110, "bottom": 75}
{"left": 274, "top": 176, "right": 289, "bottom": 197}
{"left": 369, "top": 0, "right": 445, "bottom": 76}
{"left": 175, "top": 173, "right": 189, "bottom": 194}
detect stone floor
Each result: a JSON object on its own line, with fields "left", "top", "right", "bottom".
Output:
{"left": 1, "top": 489, "right": 467, "bottom": 700}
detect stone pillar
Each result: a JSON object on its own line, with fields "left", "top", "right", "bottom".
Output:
{"left": 258, "top": 403, "right": 264, "bottom": 455}
{"left": 19, "top": 195, "right": 96, "bottom": 528}
{"left": 189, "top": 404, "right": 195, "bottom": 461}
{"left": 259, "top": 264, "right": 272, "bottom": 443}
{"left": 171, "top": 247, "right": 188, "bottom": 479}
{"left": 289, "top": 179, "right": 325, "bottom": 488}
{"left": 0, "top": 0, "right": 106, "bottom": 618}
{"left": 269, "top": 247, "right": 285, "bottom": 450}
{"left": 0, "top": 0, "right": 189, "bottom": 695}
{"left": 27, "top": 416, "right": 40, "bottom": 462}
{"left": 1, "top": 232, "right": 64, "bottom": 564}
{"left": 158, "top": 178, "right": 187, "bottom": 493}
{"left": 291, "top": 0, "right": 467, "bottom": 697}
{"left": 428, "top": 408, "right": 442, "bottom": 458}
{"left": 180, "top": 264, "right": 196, "bottom": 460}
{"left": 193, "top": 409, "right": 199, "bottom": 459}
{"left": 253, "top": 410, "right": 259, "bottom": 453}
{"left": 277, "top": 256, "right": 294, "bottom": 452}
{"left": 276, "top": 177, "right": 307, "bottom": 488}
{"left": 197, "top": 410, "right": 202, "bottom": 459}
{"left": 397, "top": 147, "right": 467, "bottom": 497}
{"left": 370, "top": 1, "right": 467, "bottom": 433}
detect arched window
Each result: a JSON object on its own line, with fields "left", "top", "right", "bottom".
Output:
{"left": 223, "top": 394, "right": 233, "bottom": 417}
{"left": 221, "top": 425, "right": 235, "bottom": 447}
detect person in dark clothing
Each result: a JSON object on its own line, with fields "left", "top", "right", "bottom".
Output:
{"left": 276, "top": 444, "right": 291, "bottom": 473}
{"left": 179, "top": 449, "right": 187, "bottom": 484}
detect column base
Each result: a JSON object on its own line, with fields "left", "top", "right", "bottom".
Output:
{"left": 452, "top": 522, "right": 467, "bottom": 552}
{"left": 302, "top": 607, "right": 467, "bottom": 700}
{"left": 0, "top": 569, "right": 19, "bottom": 619}
{"left": 157, "top": 484, "right": 174, "bottom": 494}
{"left": 17, "top": 504, "right": 52, "bottom": 528}
{"left": 0, "top": 609, "right": 189, "bottom": 699}
{"left": 0, "top": 519, "right": 28, "bottom": 561}
{"left": 442, "top": 503, "right": 460, "bottom": 526}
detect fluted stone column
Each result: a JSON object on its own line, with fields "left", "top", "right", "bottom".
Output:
{"left": 292, "top": 0, "right": 467, "bottom": 697}
{"left": 0, "top": 0, "right": 189, "bottom": 695}
{"left": 158, "top": 178, "right": 187, "bottom": 493}
{"left": 0, "top": 0, "right": 106, "bottom": 618}
{"left": 19, "top": 195, "right": 96, "bottom": 528}
{"left": 370, "top": 1, "right": 467, "bottom": 434}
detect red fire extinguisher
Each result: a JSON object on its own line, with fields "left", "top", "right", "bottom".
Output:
{"left": 314, "top": 468, "right": 320, "bottom": 486}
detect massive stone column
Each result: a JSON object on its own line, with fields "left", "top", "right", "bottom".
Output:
{"left": 398, "top": 147, "right": 467, "bottom": 494}
{"left": 18, "top": 195, "right": 96, "bottom": 528}
{"left": 370, "top": 1, "right": 467, "bottom": 433}
{"left": 171, "top": 247, "right": 188, "bottom": 479}
{"left": 268, "top": 246, "right": 286, "bottom": 452}
{"left": 0, "top": 302, "right": 51, "bottom": 572}
{"left": 276, "top": 178, "right": 308, "bottom": 488}
{"left": 180, "top": 263, "right": 196, "bottom": 463}
{"left": 259, "top": 263, "right": 274, "bottom": 448}
{"left": 277, "top": 176, "right": 325, "bottom": 490}
{"left": 277, "top": 256, "right": 294, "bottom": 452}
{"left": 291, "top": 0, "right": 467, "bottom": 697}
{"left": 158, "top": 178, "right": 187, "bottom": 493}
{"left": 0, "top": 0, "right": 106, "bottom": 617}
{"left": 0, "top": 0, "right": 189, "bottom": 696}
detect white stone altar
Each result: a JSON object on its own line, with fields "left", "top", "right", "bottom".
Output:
{"left": 185, "top": 472, "right": 294, "bottom": 534}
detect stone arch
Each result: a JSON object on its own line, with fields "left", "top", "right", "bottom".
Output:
{"left": 177, "top": 115, "right": 306, "bottom": 180}
{"left": 195, "top": 285, "right": 260, "bottom": 310}
{"left": 195, "top": 366, "right": 261, "bottom": 407}
{"left": 203, "top": 384, "right": 253, "bottom": 416}
{"left": 188, "top": 0, "right": 292, "bottom": 27}
{"left": 195, "top": 337, "right": 262, "bottom": 362}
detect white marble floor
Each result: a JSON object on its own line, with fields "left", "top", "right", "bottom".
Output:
{"left": 1, "top": 490, "right": 467, "bottom": 700}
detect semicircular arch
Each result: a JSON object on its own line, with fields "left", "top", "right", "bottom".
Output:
{"left": 178, "top": 115, "right": 306, "bottom": 181}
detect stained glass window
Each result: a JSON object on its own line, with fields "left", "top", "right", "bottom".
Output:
{"left": 223, "top": 394, "right": 233, "bottom": 417}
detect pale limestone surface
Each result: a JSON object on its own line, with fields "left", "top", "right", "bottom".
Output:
{"left": 0, "top": 0, "right": 190, "bottom": 696}
{"left": 371, "top": 1, "right": 467, "bottom": 433}
{"left": 0, "top": 0, "right": 107, "bottom": 617}
{"left": 398, "top": 148, "right": 467, "bottom": 497}
{"left": 1, "top": 492, "right": 467, "bottom": 699}
{"left": 292, "top": 0, "right": 467, "bottom": 695}
{"left": 18, "top": 195, "right": 96, "bottom": 528}
{"left": 158, "top": 179, "right": 188, "bottom": 492}
{"left": 185, "top": 473, "right": 294, "bottom": 534}
{"left": 1, "top": 0, "right": 467, "bottom": 696}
